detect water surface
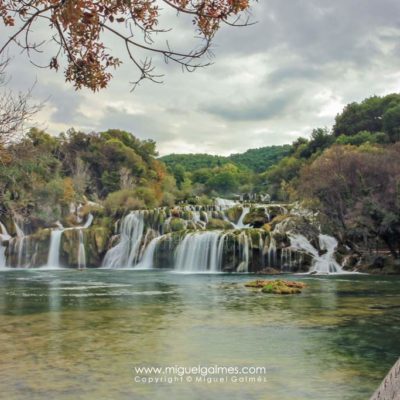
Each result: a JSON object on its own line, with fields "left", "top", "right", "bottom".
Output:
{"left": 0, "top": 270, "right": 399, "bottom": 400}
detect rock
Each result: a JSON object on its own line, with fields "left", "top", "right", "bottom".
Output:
{"left": 245, "top": 279, "right": 306, "bottom": 294}
{"left": 225, "top": 206, "right": 243, "bottom": 224}
{"left": 169, "top": 217, "right": 186, "bottom": 232}
{"left": 206, "top": 218, "right": 234, "bottom": 230}
{"left": 243, "top": 208, "right": 269, "bottom": 228}
{"left": 258, "top": 267, "right": 281, "bottom": 275}
{"left": 262, "top": 283, "right": 301, "bottom": 295}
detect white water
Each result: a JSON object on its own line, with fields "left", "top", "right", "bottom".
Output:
{"left": 135, "top": 236, "right": 163, "bottom": 269}
{"left": 45, "top": 214, "right": 93, "bottom": 268}
{"left": 14, "top": 221, "right": 27, "bottom": 268}
{"left": 289, "top": 233, "right": 343, "bottom": 274}
{"left": 82, "top": 213, "right": 94, "bottom": 229}
{"left": 215, "top": 198, "right": 237, "bottom": 208}
{"left": 78, "top": 230, "right": 86, "bottom": 269}
{"left": 0, "top": 222, "right": 11, "bottom": 240}
{"left": 174, "top": 231, "right": 225, "bottom": 272}
{"left": 14, "top": 221, "right": 24, "bottom": 238}
{"left": 234, "top": 207, "right": 250, "bottom": 229}
{"left": 0, "top": 222, "right": 10, "bottom": 268}
{"left": 268, "top": 236, "right": 277, "bottom": 267}
{"left": 237, "top": 231, "right": 249, "bottom": 272}
{"left": 46, "top": 229, "right": 64, "bottom": 268}
{"left": 102, "top": 211, "right": 145, "bottom": 268}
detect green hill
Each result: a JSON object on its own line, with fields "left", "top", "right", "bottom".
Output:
{"left": 159, "top": 145, "right": 291, "bottom": 173}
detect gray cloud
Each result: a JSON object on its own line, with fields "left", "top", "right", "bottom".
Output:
{"left": 202, "top": 89, "right": 302, "bottom": 121}
{"left": 2, "top": 0, "right": 400, "bottom": 155}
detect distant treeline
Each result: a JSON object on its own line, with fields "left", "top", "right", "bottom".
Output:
{"left": 160, "top": 145, "right": 291, "bottom": 173}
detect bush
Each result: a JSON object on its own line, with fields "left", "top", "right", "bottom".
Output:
{"left": 104, "top": 190, "right": 145, "bottom": 215}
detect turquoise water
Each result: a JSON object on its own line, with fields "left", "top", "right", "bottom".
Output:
{"left": 0, "top": 270, "right": 399, "bottom": 399}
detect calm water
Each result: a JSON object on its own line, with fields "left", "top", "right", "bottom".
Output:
{"left": 0, "top": 270, "right": 399, "bottom": 400}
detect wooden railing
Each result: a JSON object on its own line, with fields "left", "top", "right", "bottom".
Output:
{"left": 370, "top": 358, "right": 400, "bottom": 399}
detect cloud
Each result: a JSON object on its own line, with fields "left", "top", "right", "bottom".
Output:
{"left": 2, "top": 0, "right": 400, "bottom": 155}
{"left": 202, "top": 89, "right": 302, "bottom": 121}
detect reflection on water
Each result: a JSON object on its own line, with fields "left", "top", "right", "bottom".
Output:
{"left": 0, "top": 271, "right": 399, "bottom": 400}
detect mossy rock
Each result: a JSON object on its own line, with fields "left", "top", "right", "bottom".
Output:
{"left": 169, "top": 217, "right": 186, "bottom": 232}
{"left": 171, "top": 209, "right": 181, "bottom": 218}
{"left": 30, "top": 228, "right": 51, "bottom": 242}
{"left": 265, "top": 205, "right": 287, "bottom": 220}
{"left": 245, "top": 279, "right": 305, "bottom": 294}
{"left": 199, "top": 211, "right": 208, "bottom": 223}
{"left": 262, "top": 223, "right": 272, "bottom": 232}
{"left": 269, "top": 214, "right": 290, "bottom": 229}
{"left": 243, "top": 208, "right": 269, "bottom": 228}
{"left": 262, "top": 283, "right": 301, "bottom": 295}
{"left": 87, "top": 227, "right": 110, "bottom": 254}
{"left": 206, "top": 218, "right": 234, "bottom": 230}
{"left": 248, "top": 229, "right": 265, "bottom": 249}
{"left": 211, "top": 211, "right": 224, "bottom": 220}
{"left": 225, "top": 206, "right": 243, "bottom": 224}
{"left": 186, "top": 221, "right": 197, "bottom": 230}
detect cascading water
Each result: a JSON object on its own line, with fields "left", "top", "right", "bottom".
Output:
{"left": 77, "top": 230, "right": 86, "bottom": 269}
{"left": 46, "top": 228, "right": 64, "bottom": 268}
{"left": 237, "top": 231, "right": 250, "bottom": 272}
{"left": 174, "top": 231, "right": 225, "bottom": 272}
{"left": 45, "top": 214, "right": 93, "bottom": 268}
{"left": 102, "top": 211, "right": 145, "bottom": 268}
{"left": 235, "top": 207, "right": 250, "bottom": 229}
{"left": 135, "top": 235, "right": 163, "bottom": 269}
{"left": 215, "top": 198, "right": 237, "bottom": 208}
{"left": 14, "top": 221, "right": 27, "bottom": 268}
{"left": 82, "top": 214, "right": 94, "bottom": 229}
{"left": 268, "top": 236, "right": 277, "bottom": 267}
{"left": 289, "top": 233, "right": 343, "bottom": 274}
{"left": 0, "top": 222, "right": 10, "bottom": 268}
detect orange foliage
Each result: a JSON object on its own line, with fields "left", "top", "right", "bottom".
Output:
{"left": 0, "top": 0, "right": 252, "bottom": 90}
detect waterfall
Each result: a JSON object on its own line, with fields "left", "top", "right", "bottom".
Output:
{"left": 237, "top": 231, "right": 249, "bottom": 272}
{"left": 174, "top": 231, "right": 225, "bottom": 272}
{"left": 77, "top": 230, "right": 86, "bottom": 269}
{"left": 0, "top": 222, "right": 11, "bottom": 240}
{"left": 14, "top": 221, "right": 27, "bottom": 268}
{"left": 82, "top": 213, "right": 94, "bottom": 228}
{"left": 217, "top": 233, "right": 228, "bottom": 268}
{"left": 45, "top": 214, "right": 93, "bottom": 269}
{"left": 316, "top": 234, "right": 343, "bottom": 273}
{"left": 102, "top": 211, "right": 145, "bottom": 268}
{"left": 289, "top": 233, "right": 343, "bottom": 274}
{"left": 215, "top": 198, "right": 237, "bottom": 208}
{"left": 47, "top": 229, "right": 64, "bottom": 268}
{"left": 135, "top": 236, "right": 163, "bottom": 269}
{"left": 14, "top": 221, "right": 24, "bottom": 238}
{"left": 268, "top": 236, "right": 277, "bottom": 267}
{"left": 280, "top": 248, "right": 293, "bottom": 271}
{"left": 0, "top": 222, "right": 10, "bottom": 269}
{"left": 235, "top": 207, "right": 250, "bottom": 229}
{"left": 0, "top": 245, "right": 6, "bottom": 268}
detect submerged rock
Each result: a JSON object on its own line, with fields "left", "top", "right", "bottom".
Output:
{"left": 258, "top": 267, "right": 281, "bottom": 275}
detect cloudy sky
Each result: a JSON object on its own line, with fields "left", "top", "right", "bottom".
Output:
{"left": 3, "top": 0, "right": 400, "bottom": 155}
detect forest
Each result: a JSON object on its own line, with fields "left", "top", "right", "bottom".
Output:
{"left": 0, "top": 93, "right": 400, "bottom": 266}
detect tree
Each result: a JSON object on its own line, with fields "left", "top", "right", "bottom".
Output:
{"left": 298, "top": 144, "right": 400, "bottom": 258}
{"left": 333, "top": 94, "right": 400, "bottom": 140}
{"left": 0, "top": 58, "right": 41, "bottom": 155}
{"left": 0, "top": 0, "right": 252, "bottom": 91}
{"left": 383, "top": 104, "right": 400, "bottom": 142}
